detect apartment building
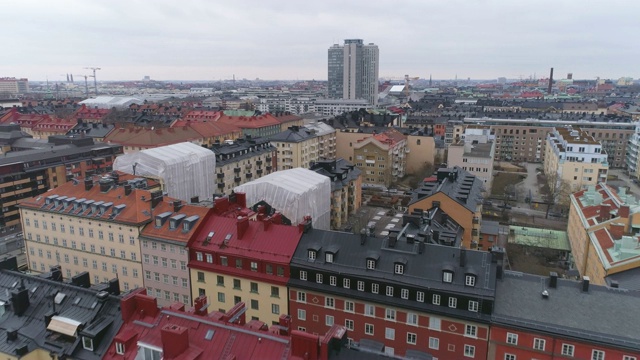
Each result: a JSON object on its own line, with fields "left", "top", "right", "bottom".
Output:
{"left": 405, "top": 133, "right": 436, "bottom": 174}
{"left": 288, "top": 220, "right": 500, "bottom": 358}
{"left": 188, "top": 214, "right": 304, "bottom": 325}
{"left": 544, "top": 127, "right": 608, "bottom": 191}
{"left": 315, "top": 99, "right": 372, "bottom": 116}
{"left": 447, "top": 127, "right": 495, "bottom": 192}
{"left": 270, "top": 125, "right": 327, "bottom": 171}
{"left": 0, "top": 77, "right": 29, "bottom": 95}
{"left": 328, "top": 39, "right": 379, "bottom": 106}
{"left": 626, "top": 122, "right": 640, "bottom": 179}
{"left": 139, "top": 198, "right": 211, "bottom": 307}
{"left": 211, "top": 136, "right": 276, "bottom": 194}
{"left": 0, "top": 136, "right": 123, "bottom": 228}
{"left": 567, "top": 184, "right": 640, "bottom": 289}
{"left": 353, "top": 129, "right": 407, "bottom": 188}
{"left": 465, "top": 117, "right": 634, "bottom": 167}
{"left": 310, "top": 158, "right": 362, "bottom": 230}
{"left": 19, "top": 174, "right": 161, "bottom": 292}
{"left": 408, "top": 167, "right": 484, "bottom": 249}
{"left": 304, "top": 121, "right": 337, "bottom": 159}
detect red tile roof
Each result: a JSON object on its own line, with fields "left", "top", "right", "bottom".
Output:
{"left": 31, "top": 117, "right": 76, "bottom": 133}
{"left": 189, "top": 215, "right": 302, "bottom": 265}
{"left": 372, "top": 128, "right": 406, "bottom": 146}
{"left": 140, "top": 201, "right": 212, "bottom": 244}
{"left": 74, "top": 104, "right": 111, "bottom": 120}
{"left": 592, "top": 228, "right": 615, "bottom": 263}
{"left": 104, "top": 126, "right": 202, "bottom": 147}
{"left": 217, "top": 113, "right": 281, "bottom": 129}
{"left": 172, "top": 119, "right": 242, "bottom": 138}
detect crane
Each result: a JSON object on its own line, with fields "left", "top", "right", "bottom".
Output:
{"left": 75, "top": 74, "right": 94, "bottom": 98}
{"left": 84, "top": 67, "right": 101, "bottom": 96}
{"left": 404, "top": 75, "right": 419, "bottom": 99}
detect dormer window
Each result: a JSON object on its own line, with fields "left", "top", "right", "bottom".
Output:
{"left": 82, "top": 336, "right": 94, "bottom": 351}
{"left": 325, "top": 253, "right": 333, "bottom": 263}
{"left": 465, "top": 275, "right": 476, "bottom": 287}
{"left": 367, "top": 259, "right": 376, "bottom": 270}
{"left": 394, "top": 264, "right": 404, "bottom": 274}
{"left": 115, "top": 342, "right": 125, "bottom": 355}
{"left": 196, "top": 252, "right": 203, "bottom": 261}
{"left": 308, "top": 250, "right": 316, "bottom": 260}
{"left": 443, "top": 271, "right": 453, "bottom": 283}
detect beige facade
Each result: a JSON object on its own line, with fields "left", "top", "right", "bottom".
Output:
{"left": 335, "top": 130, "right": 373, "bottom": 163}
{"left": 447, "top": 141, "right": 495, "bottom": 192}
{"left": 271, "top": 124, "right": 336, "bottom": 171}
{"left": 544, "top": 127, "right": 608, "bottom": 191}
{"left": 405, "top": 134, "right": 436, "bottom": 174}
{"left": 311, "top": 159, "right": 363, "bottom": 229}
{"left": 353, "top": 134, "right": 407, "bottom": 188}
{"left": 213, "top": 138, "right": 276, "bottom": 194}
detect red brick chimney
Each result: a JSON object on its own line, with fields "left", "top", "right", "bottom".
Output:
{"left": 291, "top": 330, "right": 321, "bottom": 360}
{"left": 237, "top": 216, "right": 249, "bottom": 239}
{"left": 599, "top": 204, "right": 611, "bottom": 222}
{"left": 619, "top": 205, "right": 630, "bottom": 219}
{"left": 609, "top": 223, "right": 625, "bottom": 240}
{"left": 193, "top": 295, "right": 208, "bottom": 316}
{"left": 235, "top": 192, "right": 247, "bottom": 208}
{"left": 222, "top": 301, "right": 246, "bottom": 325}
{"left": 161, "top": 324, "right": 189, "bottom": 359}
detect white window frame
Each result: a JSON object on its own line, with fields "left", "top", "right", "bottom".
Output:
{"left": 297, "top": 291, "right": 306, "bottom": 303}
{"left": 468, "top": 300, "right": 479, "bottom": 312}
{"left": 429, "top": 316, "right": 441, "bottom": 330}
{"left": 308, "top": 250, "right": 316, "bottom": 260}
{"left": 429, "top": 337, "right": 439, "bottom": 350}
{"left": 115, "top": 342, "right": 125, "bottom": 355}
{"left": 325, "top": 315, "right": 334, "bottom": 326}
{"left": 561, "top": 344, "right": 575, "bottom": 356}
{"left": 506, "top": 332, "right": 518, "bottom": 345}
{"left": 343, "top": 278, "right": 350, "bottom": 288}
{"left": 407, "top": 332, "right": 417, "bottom": 345}
{"left": 316, "top": 273, "right": 323, "bottom": 283}
{"left": 367, "top": 259, "right": 376, "bottom": 269}
{"left": 300, "top": 270, "right": 307, "bottom": 280}
{"left": 443, "top": 271, "right": 453, "bottom": 283}
{"left": 465, "top": 275, "right": 476, "bottom": 286}
{"left": 372, "top": 283, "right": 379, "bottom": 294}
{"left": 432, "top": 294, "right": 441, "bottom": 305}
{"left": 394, "top": 263, "right": 404, "bottom": 274}
{"left": 345, "top": 319, "right": 354, "bottom": 331}
{"left": 401, "top": 288, "right": 409, "bottom": 299}
{"left": 357, "top": 281, "right": 365, "bottom": 291}
{"left": 386, "top": 286, "right": 394, "bottom": 297}
{"left": 385, "top": 308, "right": 396, "bottom": 321}
{"left": 464, "top": 344, "right": 475, "bottom": 358}
{"left": 82, "top": 337, "right": 94, "bottom": 351}
{"left": 417, "top": 291, "right": 425, "bottom": 302}
{"left": 330, "top": 276, "right": 337, "bottom": 286}
{"left": 406, "top": 312, "right": 418, "bottom": 326}
{"left": 365, "top": 323, "right": 374, "bottom": 335}
{"left": 592, "top": 350, "right": 605, "bottom": 360}
{"left": 297, "top": 309, "right": 306, "bottom": 320}
{"left": 344, "top": 301, "right": 354, "bottom": 313}
{"left": 325, "top": 297, "right": 335, "bottom": 309}
{"left": 448, "top": 297, "right": 457, "bottom": 308}
{"left": 465, "top": 324, "right": 477, "bottom": 338}
{"left": 385, "top": 327, "right": 395, "bottom": 340}
{"left": 325, "top": 253, "right": 334, "bottom": 263}
{"left": 533, "top": 338, "right": 546, "bottom": 351}
{"left": 365, "top": 304, "right": 375, "bottom": 317}
{"left": 504, "top": 354, "right": 516, "bottom": 360}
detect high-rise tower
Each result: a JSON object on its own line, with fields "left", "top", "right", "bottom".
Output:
{"left": 327, "top": 39, "right": 379, "bottom": 106}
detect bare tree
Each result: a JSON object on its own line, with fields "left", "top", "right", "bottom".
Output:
{"left": 541, "top": 172, "right": 571, "bottom": 219}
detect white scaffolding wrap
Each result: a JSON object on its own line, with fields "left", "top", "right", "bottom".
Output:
{"left": 113, "top": 142, "right": 216, "bottom": 202}
{"left": 234, "top": 168, "right": 331, "bottom": 230}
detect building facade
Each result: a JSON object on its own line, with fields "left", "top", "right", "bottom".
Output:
{"left": 270, "top": 126, "right": 325, "bottom": 171}
{"left": 544, "top": 127, "right": 608, "bottom": 191}
{"left": 447, "top": 127, "right": 495, "bottom": 192}
{"left": 0, "top": 77, "right": 29, "bottom": 95}
{"left": 327, "top": 39, "right": 379, "bottom": 106}
{"left": 353, "top": 129, "right": 407, "bottom": 188}
{"left": 310, "top": 158, "right": 362, "bottom": 230}
{"left": 188, "top": 213, "right": 303, "bottom": 325}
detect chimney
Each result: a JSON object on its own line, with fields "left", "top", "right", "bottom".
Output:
{"left": 110, "top": 171, "right": 120, "bottom": 184}
{"left": 108, "top": 278, "right": 121, "bottom": 295}
{"left": 609, "top": 223, "right": 625, "bottom": 240}
{"left": 548, "top": 67, "right": 554, "bottom": 94}
{"left": 50, "top": 265, "right": 63, "bottom": 282}
{"left": 124, "top": 183, "right": 132, "bottom": 196}
{"left": 418, "top": 241, "right": 425, "bottom": 254}
{"left": 151, "top": 190, "right": 163, "bottom": 209}
{"left": 297, "top": 216, "right": 312, "bottom": 234}
{"left": 173, "top": 200, "right": 183, "bottom": 213}
{"left": 222, "top": 301, "right": 247, "bottom": 325}
{"left": 459, "top": 248, "right": 466, "bottom": 267}
{"left": 599, "top": 204, "right": 611, "bottom": 222}
{"left": 290, "top": 330, "right": 320, "bottom": 360}
{"left": 71, "top": 272, "right": 91, "bottom": 288}
{"left": 389, "top": 232, "right": 398, "bottom": 248}
{"left": 161, "top": 324, "right": 190, "bottom": 359}
{"left": 549, "top": 272, "right": 558, "bottom": 288}
{"left": 490, "top": 246, "right": 505, "bottom": 280}
{"left": 193, "top": 295, "right": 208, "bottom": 316}
{"left": 84, "top": 177, "right": 93, "bottom": 191}
{"left": 619, "top": 205, "right": 630, "bottom": 219}
{"left": 99, "top": 176, "right": 114, "bottom": 193}
{"left": 610, "top": 280, "right": 619, "bottom": 288}
{"left": 582, "top": 276, "right": 590, "bottom": 292}
{"left": 190, "top": 196, "right": 199, "bottom": 204}
{"left": 237, "top": 216, "right": 250, "bottom": 239}
{"left": 11, "top": 286, "right": 29, "bottom": 317}
{"left": 278, "top": 314, "right": 292, "bottom": 336}
{"left": 235, "top": 192, "right": 247, "bottom": 208}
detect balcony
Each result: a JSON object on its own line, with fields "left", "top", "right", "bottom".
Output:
{"left": 405, "top": 148, "right": 410, "bottom": 153}
{"left": 245, "top": 163, "right": 252, "bottom": 169}
{"left": 266, "top": 166, "right": 272, "bottom": 171}
{"left": 218, "top": 183, "right": 225, "bottom": 189}
{"left": 246, "top": 173, "right": 253, "bottom": 179}
{"left": 257, "top": 169, "right": 263, "bottom": 175}
{"left": 217, "top": 173, "right": 224, "bottom": 179}
{"left": 234, "top": 176, "right": 241, "bottom": 183}
{"left": 266, "top": 157, "right": 272, "bottom": 162}
{"left": 256, "top": 160, "right": 263, "bottom": 166}
{"left": 234, "top": 167, "right": 241, "bottom": 173}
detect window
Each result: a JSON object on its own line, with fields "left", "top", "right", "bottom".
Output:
{"left": 308, "top": 250, "right": 316, "bottom": 260}
{"left": 394, "top": 264, "right": 404, "bottom": 274}
{"left": 443, "top": 271, "right": 453, "bottom": 283}
{"left": 561, "top": 344, "right": 574, "bottom": 356}
{"left": 357, "top": 281, "right": 364, "bottom": 291}
{"left": 449, "top": 297, "right": 457, "bottom": 308}
{"left": 386, "top": 286, "right": 394, "bottom": 296}
{"left": 266, "top": 264, "right": 273, "bottom": 274}
{"left": 344, "top": 301, "right": 354, "bottom": 312}
{"left": 464, "top": 345, "right": 475, "bottom": 358}
{"left": 367, "top": 259, "right": 376, "bottom": 269}
{"left": 433, "top": 294, "right": 441, "bottom": 305}
{"left": 250, "top": 261, "right": 257, "bottom": 271}
{"left": 297, "top": 291, "right": 306, "bottom": 303}
{"left": 365, "top": 323, "right": 374, "bottom": 335}
{"left": 233, "top": 279, "right": 241, "bottom": 289}
{"left": 465, "top": 275, "right": 476, "bottom": 287}
{"left": 365, "top": 304, "right": 375, "bottom": 317}
{"left": 468, "top": 301, "right": 479, "bottom": 312}
{"left": 316, "top": 273, "right": 323, "bottom": 283}
{"left": 533, "top": 338, "right": 545, "bottom": 351}
{"left": 385, "top": 327, "right": 395, "bottom": 340}
{"left": 385, "top": 308, "right": 396, "bottom": 321}
{"left": 416, "top": 291, "right": 424, "bottom": 302}
{"left": 115, "top": 342, "right": 125, "bottom": 355}
{"left": 250, "top": 299, "right": 259, "bottom": 310}
{"left": 592, "top": 350, "right": 605, "bottom": 360}
{"left": 82, "top": 337, "right": 94, "bottom": 351}
{"left": 407, "top": 313, "right": 418, "bottom": 325}
{"left": 401, "top": 288, "right": 409, "bottom": 299}
{"left": 343, "top": 278, "right": 350, "bottom": 288}
{"left": 234, "top": 296, "right": 241, "bottom": 304}
{"left": 371, "top": 283, "right": 379, "bottom": 294}
{"left": 171, "top": 259, "right": 177, "bottom": 269}
{"left": 325, "top": 253, "right": 334, "bottom": 263}
{"left": 235, "top": 259, "right": 242, "bottom": 268}
{"left": 429, "top": 337, "right": 439, "bottom": 349}
{"left": 504, "top": 355, "right": 516, "bottom": 360}
{"left": 206, "top": 254, "right": 213, "bottom": 263}
{"left": 272, "top": 304, "right": 280, "bottom": 314}
{"left": 300, "top": 271, "right": 307, "bottom": 280}
{"left": 196, "top": 252, "right": 203, "bottom": 261}
{"left": 345, "top": 319, "right": 354, "bottom": 331}
{"left": 217, "top": 292, "right": 225, "bottom": 303}
{"left": 407, "top": 333, "right": 417, "bottom": 345}
{"left": 325, "top": 297, "right": 335, "bottom": 308}
{"left": 326, "top": 315, "right": 334, "bottom": 326}
{"left": 297, "top": 309, "right": 306, "bottom": 320}
{"left": 623, "top": 356, "right": 637, "bottom": 360}
{"left": 250, "top": 282, "right": 258, "bottom": 293}
{"left": 506, "top": 332, "right": 518, "bottom": 345}
{"left": 329, "top": 276, "right": 336, "bottom": 286}
{"left": 465, "top": 325, "right": 477, "bottom": 337}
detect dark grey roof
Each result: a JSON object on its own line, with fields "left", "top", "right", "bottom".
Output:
{"left": 493, "top": 271, "right": 640, "bottom": 351}
{"left": 480, "top": 220, "right": 500, "bottom": 236}
{"left": 606, "top": 267, "right": 640, "bottom": 291}
{"left": 0, "top": 268, "right": 123, "bottom": 359}
{"left": 311, "top": 158, "right": 361, "bottom": 192}
{"left": 269, "top": 126, "right": 317, "bottom": 143}
{"left": 211, "top": 137, "right": 275, "bottom": 166}
{"left": 0, "top": 141, "right": 122, "bottom": 168}
{"left": 67, "top": 122, "right": 115, "bottom": 138}
{"left": 408, "top": 166, "right": 484, "bottom": 212}
{"left": 0, "top": 125, "right": 31, "bottom": 145}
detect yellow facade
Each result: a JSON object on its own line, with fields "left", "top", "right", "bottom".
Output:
{"left": 405, "top": 135, "right": 435, "bottom": 174}
{"left": 22, "top": 209, "right": 145, "bottom": 291}
{"left": 190, "top": 269, "right": 288, "bottom": 325}
{"left": 1, "top": 348, "right": 64, "bottom": 360}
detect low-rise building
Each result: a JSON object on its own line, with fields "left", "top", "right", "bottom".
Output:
{"left": 311, "top": 158, "right": 362, "bottom": 229}
{"left": 544, "top": 127, "right": 608, "bottom": 191}
{"left": 408, "top": 167, "right": 484, "bottom": 249}
{"left": 188, "top": 212, "right": 304, "bottom": 325}
{"left": 567, "top": 184, "right": 640, "bottom": 288}
{"left": 288, "top": 217, "right": 501, "bottom": 359}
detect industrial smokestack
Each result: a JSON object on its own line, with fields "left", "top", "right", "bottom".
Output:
{"left": 548, "top": 67, "right": 554, "bottom": 94}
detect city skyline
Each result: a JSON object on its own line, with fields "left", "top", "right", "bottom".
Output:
{"left": 2, "top": 0, "right": 639, "bottom": 81}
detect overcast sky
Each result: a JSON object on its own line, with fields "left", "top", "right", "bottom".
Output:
{"left": 2, "top": 0, "right": 638, "bottom": 81}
